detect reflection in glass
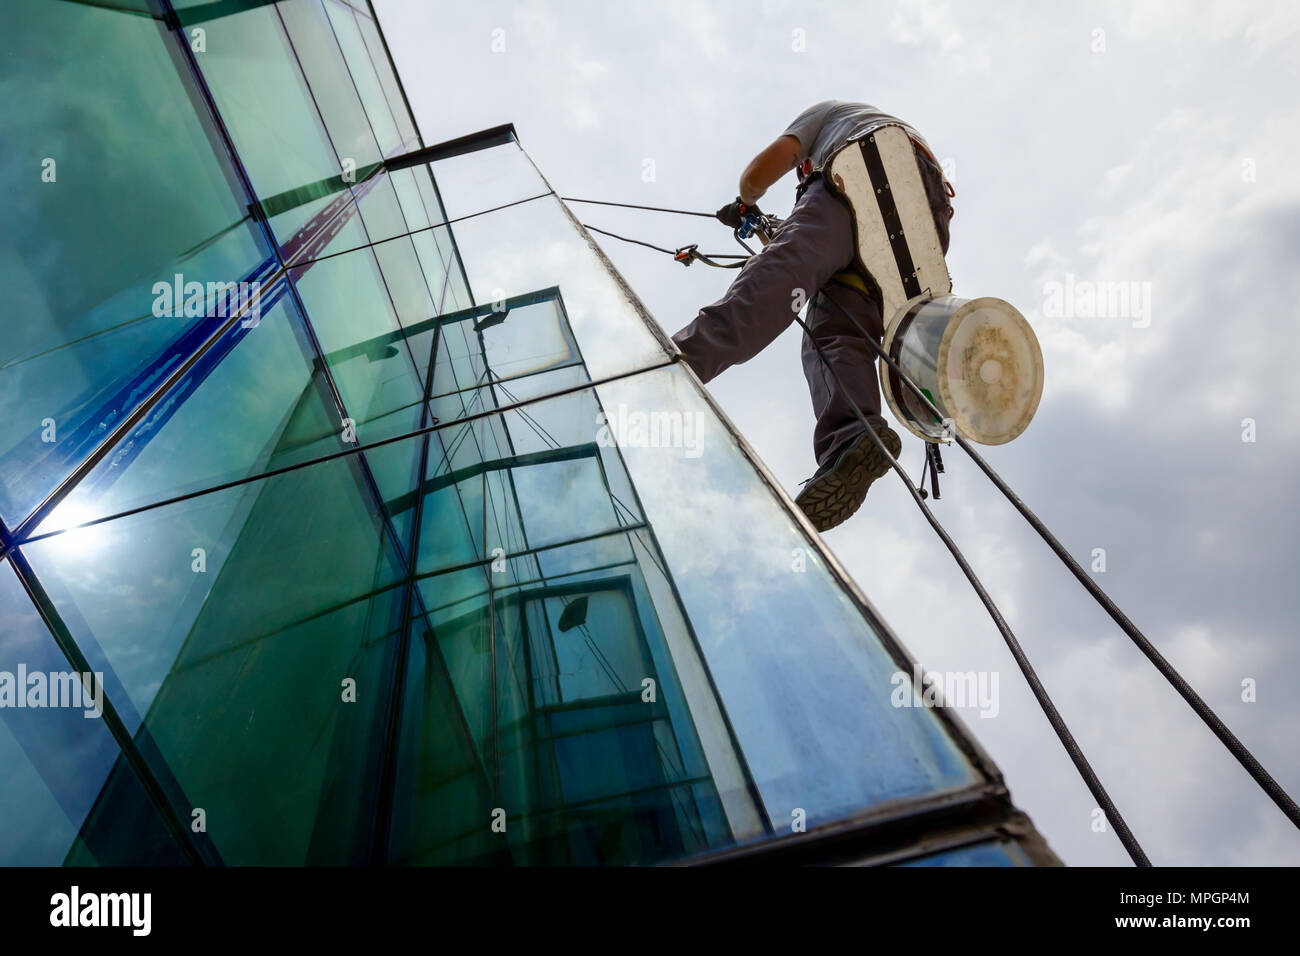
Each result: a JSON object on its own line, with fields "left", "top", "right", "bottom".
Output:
{"left": 1, "top": 0, "right": 271, "bottom": 526}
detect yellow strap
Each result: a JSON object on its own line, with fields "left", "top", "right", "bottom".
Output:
{"left": 830, "top": 270, "right": 871, "bottom": 296}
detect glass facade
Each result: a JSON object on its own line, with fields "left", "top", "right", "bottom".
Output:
{"left": 1, "top": 0, "right": 1057, "bottom": 866}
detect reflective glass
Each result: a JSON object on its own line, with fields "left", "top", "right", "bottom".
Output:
{"left": 597, "top": 365, "right": 980, "bottom": 825}
{"left": 352, "top": 3, "right": 417, "bottom": 148}
{"left": 424, "top": 142, "right": 552, "bottom": 223}
{"left": 0, "top": 558, "right": 188, "bottom": 865}
{"left": 183, "top": 2, "right": 361, "bottom": 247}
{"left": 391, "top": 528, "right": 754, "bottom": 865}
{"left": 23, "top": 446, "right": 408, "bottom": 864}
{"left": 1, "top": 0, "right": 271, "bottom": 526}
{"left": 35, "top": 284, "right": 342, "bottom": 533}
{"left": 322, "top": 0, "right": 403, "bottom": 157}
{"left": 279, "top": 0, "right": 383, "bottom": 171}
{"left": 440, "top": 195, "right": 672, "bottom": 380}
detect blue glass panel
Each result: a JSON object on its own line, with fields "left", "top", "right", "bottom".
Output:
{"left": 0, "top": 558, "right": 187, "bottom": 865}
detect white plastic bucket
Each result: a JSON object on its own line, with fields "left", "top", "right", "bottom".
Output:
{"left": 880, "top": 294, "right": 1044, "bottom": 445}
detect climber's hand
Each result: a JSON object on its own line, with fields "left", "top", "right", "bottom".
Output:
{"left": 715, "top": 198, "right": 759, "bottom": 230}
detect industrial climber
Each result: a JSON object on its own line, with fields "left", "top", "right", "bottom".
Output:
{"left": 671, "top": 100, "right": 954, "bottom": 532}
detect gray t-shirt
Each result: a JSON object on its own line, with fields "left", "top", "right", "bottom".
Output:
{"left": 783, "top": 100, "right": 928, "bottom": 170}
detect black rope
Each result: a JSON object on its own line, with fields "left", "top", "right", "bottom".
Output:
{"left": 814, "top": 288, "right": 1300, "bottom": 835}
{"left": 792, "top": 292, "right": 1151, "bottom": 867}
{"left": 560, "top": 197, "right": 717, "bottom": 218}
{"left": 581, "top": 223, "right": 679, "bottom": 257}
{"left": 581, "top": 224, "right": 747, "bottom": 268}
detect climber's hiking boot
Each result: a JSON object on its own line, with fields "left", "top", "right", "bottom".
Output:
{"left": 794, "top": 425, "right": 902, "bottom": 532}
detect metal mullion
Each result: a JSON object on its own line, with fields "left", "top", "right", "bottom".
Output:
{"left": 369, "top": 304, "right": 441, "bottom": 862}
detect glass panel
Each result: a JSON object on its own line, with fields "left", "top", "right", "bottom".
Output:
{"left": 183, "top": 1, "right": 360, "bottom": 247}
{"left": 426, "top": 142, "right": 551, "bottom": 223}
{"left": 428, "top": 294, "right": 582, "bottom": 402}
{"left": 415, "top": 383, "right": 643, "bottom": 579}
{"left": 597, "top": 364, "right": 980, "bottom": 825}
{"left": 290, "top": 245, "right": 425, "bottom": 443}
{"left": 279, "top": 0, "right": 383, "bottom": 171}
{"left": 391, "top": 524, "right": 751, "bottom": 865}
{"left": 1, "top": 0, "right": 271, "bottom": 527}
{"left": 0, "top": 558, "right": 188, "bottom": 865}
{"left": 22, "top": 444, "right": 409, "bottom": 864}
{"left": 34, "top": 283, "right": 342, "bottom": 533}
{"left": 322, "top": 0, "right": 403, "bottom": 157}
{"left": 353, "top": 3, "right": 417, "bottom": 148}
{"left": 441, "top": 195, "right": 671, "bottom": 380}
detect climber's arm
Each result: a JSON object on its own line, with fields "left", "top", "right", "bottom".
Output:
{"left": 738, "top": 135, "right": 803, "bottom": 206}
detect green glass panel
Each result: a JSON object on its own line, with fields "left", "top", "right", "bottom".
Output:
{"left": 373, "top": 235, "right": 436, "bottom": 327}
{"left": 428, "top": 296, "right": 583, "bottom": 403}
{"left": 355, "top": 172, "right": 412, "bottom": 247}
{"left": 0, "top": 0, "right": 269, "bottom": 526}
{"left": 388, "top": 588, "right": 500, "bottom": 865}
{"left": 434, "top": 194, "right": 668, "bottom": 380}
{"left": 35, "top": 288, "right": 341, "bottom": 533}
{"left": 291, "top": 247, "right": 424, "bottom": 442}
{"left": 322, "top": 0, "right": 402, "bottom": 156}
{"left": 391, "top": 532, "right": 741, "bottom": 865}
{"left": 23, "top": 444, "right": 410, "bottom": 864}
{"left": 184, "top": 2, "right": 354, "bottom": 246}
{"left": 279, "top": 0, "right": 383, "bottom": 171}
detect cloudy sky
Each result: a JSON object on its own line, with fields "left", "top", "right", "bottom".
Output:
{"left": 377, "top": 0, "right": 1300, "bottom": 865}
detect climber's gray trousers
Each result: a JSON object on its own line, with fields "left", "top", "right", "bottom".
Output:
{"left": 672, "top": 155, "right": 951, "bottom": 468}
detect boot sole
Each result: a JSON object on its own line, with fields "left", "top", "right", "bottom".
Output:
{"left": 795, "top": 428, "right": 902, "bottom": 532}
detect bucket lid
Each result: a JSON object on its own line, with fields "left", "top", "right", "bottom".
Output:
{"left": 936, "top": 297, "right": 1044, "bottom": 445}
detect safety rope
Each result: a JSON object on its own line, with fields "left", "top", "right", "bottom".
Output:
{"left": 560, "top": 196, "right": 718, "bottom": 218}
{"left": 571, "top": 194, "right": 1300, "bottom": 860}
{"left": 791, "top": 294, "right": 1151, "bottom": 866}
{"left": 581, "top": 223, "right": 747, "bottom": 269}
{"left": 814, "top": 290, "right": 1300, "bottom": 835}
